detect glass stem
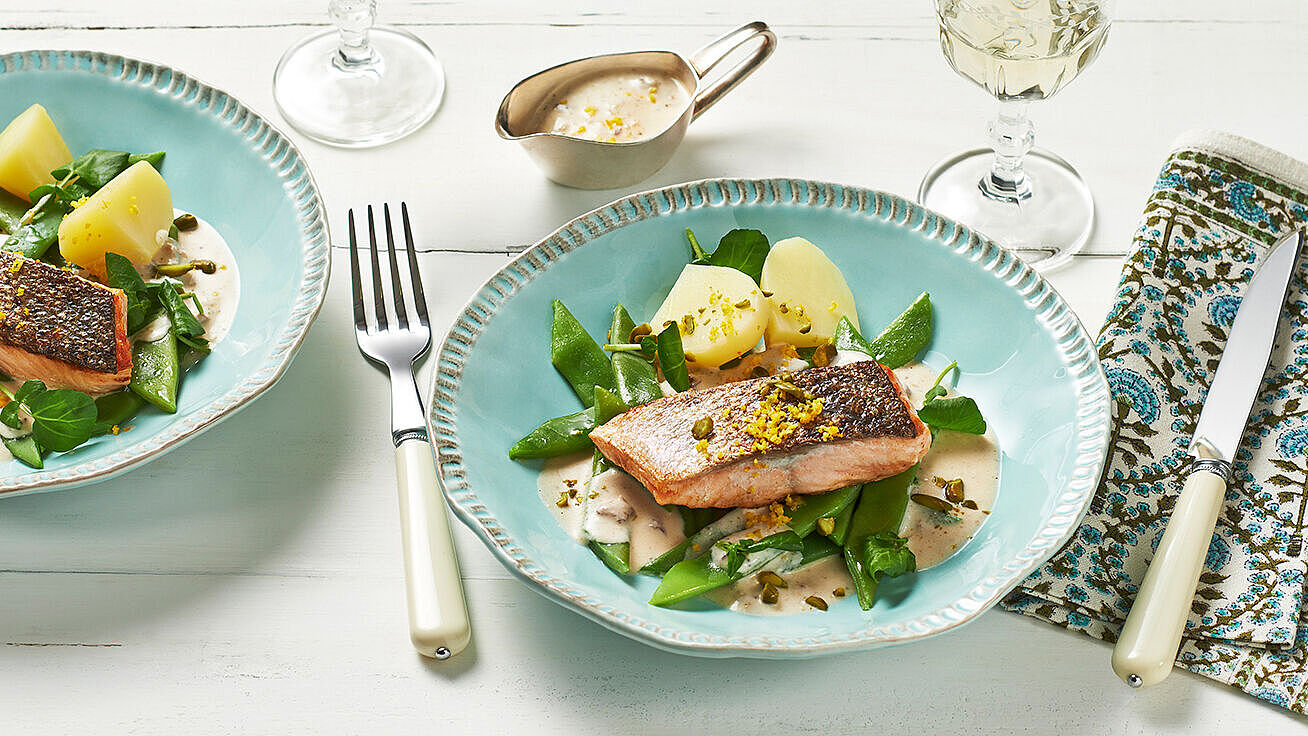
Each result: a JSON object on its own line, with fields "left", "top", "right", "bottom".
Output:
{"left": 330, "top": 0, "right": 378, "bottom": 69}
{"left": 979, "top": 100, "right": 1034, "bottom": 203}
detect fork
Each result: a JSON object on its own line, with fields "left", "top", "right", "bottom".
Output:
{"left": 349, "top": 202, "right": 471, "bottom": 660}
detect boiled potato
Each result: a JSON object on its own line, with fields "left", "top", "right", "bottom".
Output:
{"left": 0, "top": 104, "right": 72, "bottom": 203}
{"left": 59, "top": 160, "right": 173, "bottom": 276}
{"left": 649, "top": 264, "right": 767, "bottom": 367}
{"left": 760, "top": 236, "right": 858, "bottom": 347}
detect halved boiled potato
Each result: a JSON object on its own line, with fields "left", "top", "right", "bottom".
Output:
{"left": 0, "top": 104, "right": 72, "bottom": 203}
{"left": 649, "top": 264, "right": 767, "bottom": 368}
{"left": 59, "top": 160, "right": 173, "bottom": 276}
{"left": 760, "top": 236, "right": 858, "bottom": 347}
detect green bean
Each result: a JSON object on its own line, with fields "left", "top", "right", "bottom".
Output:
{"left": 130, "top": 326, "right": 179, "bottom": 413}
{"left": 551, "top": 300, "right": 615, "bottom": 407}
{"left": 843, "top": 466, "right": 917, "bottom": 610}
{"left": 609, "top": 304, "right": 662, "bottom": 406}
{"left": 656, "top": 323, "right": 689, "bottom": 392}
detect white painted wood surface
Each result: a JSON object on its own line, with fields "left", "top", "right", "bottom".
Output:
{"left": 1, "top": 2, "right": 1305, "bottom": 733}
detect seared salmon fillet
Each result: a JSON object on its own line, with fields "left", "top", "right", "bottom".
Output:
{"left": 0, "top": 252, "right": 131, "bottom": 393}
{"left": 590, "top": 360, "right": 931, "bottom": 508}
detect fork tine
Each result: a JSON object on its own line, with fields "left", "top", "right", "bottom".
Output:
{"left": 400, "top": 202, "right": 430, "bottom": 327}
{"left": 383, "top": 204, "right": 409, "bottom": 330}
{"left": 348, "top": 209, "right": 367, "bottom": 331}
{"left": 366, "top": 205, "right": 388, "bottom": 331}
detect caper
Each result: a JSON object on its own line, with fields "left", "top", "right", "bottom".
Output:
{"left": 811, "top": 342, "right": 837, "bottom": 367}
{"left": 911, "top": 493, "right": 953, "bottom": 512}
{"left": 680, "top": 314, "right": 695, "bottom": 336}
{"left": 691, "top": 416, "right": 714, "bottom": 440}
{"left": 629, "top": 323, "right": 652, "bottom": 342}
{"left": 945, "top": 478, "right": 965, "bottom": 502}
{"left": 760, "top": 583, "right": 780, "bottom": 605}
{"left": 805, "top": 595, "right": 828, "bottom": 611}
{"left": 816, "top": 516, "right": 836, "bottom": 536}
{"left": 832, "top": 587, "right": 847, "bottom": 598}
{"left": 173, "top": 213, "right": 199, "bottom": 231}
{"left": 756, "top": 570, "right": 788, "bottom": 589}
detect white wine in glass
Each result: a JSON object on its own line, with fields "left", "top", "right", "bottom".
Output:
{"left": 919, "top": 0, "right": 1112, "bottom": 270}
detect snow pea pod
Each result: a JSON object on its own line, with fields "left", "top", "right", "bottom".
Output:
{"left": 95, "top": 390, "right": 145, "bottom": 427}
{"left": 826, "top": 499, "right": 858, "bottom": 545}
{"left": 508, "top": 386, "right": 627, "bottom": 460}
{"left": 608, "top": 304, "right": 662, "bottom": 407}
{"left": 130, "top": 326, "right": 179, "bottom": 414}
{"left": 590, "top": 541, "right": 631, "bottom": 575}
{"left": 551, "top": 300, "right": 615, "bottom": 407}
{"left": 843, "top": 466, "right": 917, "bottom": 610}
{"left": 0, "top": 189, "right": 28, "bottom": 233}
{"left": 3, "top": 434, "right": 42, "bottom": 468}
{"left": 656, "top": 323, "right": 689, "bottom": 392}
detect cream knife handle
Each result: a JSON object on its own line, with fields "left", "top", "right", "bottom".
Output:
{"left": 1112, "top": 463, "right": 1227, "bottom": 688}
{"left": 395, "top": 437, "right": 471, "bottom": 659}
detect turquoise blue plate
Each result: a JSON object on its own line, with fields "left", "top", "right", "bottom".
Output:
{"left": 432, "top": 179, "right": 1110, "bottom": 657}
{"left": 0, "top": 51, "right": 329, "bottom": 498}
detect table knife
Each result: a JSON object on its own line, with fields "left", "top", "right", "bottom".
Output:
{"left": 1112, "top": 229, "right": 1305, "bottom": 688}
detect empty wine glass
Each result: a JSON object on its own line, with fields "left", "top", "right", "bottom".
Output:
{"left": 918, "top": 0, "right": 1112, "bottom": 270}
{"left": 273, "top": 0, "right": 445, "bottom": 148}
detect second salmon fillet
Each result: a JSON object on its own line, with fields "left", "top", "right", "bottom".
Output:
{"left": 589, "top": 360, "right": 931, "bottom": 508}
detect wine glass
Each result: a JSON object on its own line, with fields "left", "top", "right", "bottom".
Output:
{"left": 918, "top": 0, "right": 1112, "bottom": 270}
{"left": 273, "top": 0, "right": 445, "bottom": 148}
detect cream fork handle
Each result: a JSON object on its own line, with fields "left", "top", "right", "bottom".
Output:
{"left": 395, "top": 437, "right": 471, "bottom": 659}
{"left": 1112, "top": 468, "right": 1226, "bottom": 688}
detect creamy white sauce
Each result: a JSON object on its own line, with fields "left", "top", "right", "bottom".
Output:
{"left": 535, "top": 352, "right": 1000, "bottom": 616}
{"left": 534, "top": 70, "right": 689, "bottom": 143}
{"left": 146, "top": 210, "right": 240, "bottom": 345}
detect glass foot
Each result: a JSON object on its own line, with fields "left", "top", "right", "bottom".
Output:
{"left": 273, "top": 27, "right": 445, "bottom": 148}
{"left": 917, "top": 147, "right": 1094, "bottom": 271}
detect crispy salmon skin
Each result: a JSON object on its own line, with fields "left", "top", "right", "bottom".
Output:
{"left": 590, "top": 360, "right": 932, "bottom": 508}
{"left": 0, "top": 252, "right": 131, "bottom": 393}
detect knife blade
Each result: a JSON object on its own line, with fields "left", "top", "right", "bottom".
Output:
{"left": 1112, "top": 229, "right": 1304, "bottom": 689}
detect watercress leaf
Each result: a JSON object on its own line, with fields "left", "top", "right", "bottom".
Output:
{"left": 26, "top": 388, "right": 97, "bottom": 452}
{"left": 14, "top": 379, "right": 46, "bottom": 404}
{"left": 639, "top": 334, "right": 658, "bottom": 359}
{"left": 3, "top": 204, "right": 66, "bottom": 259}
{"left": 704, "top": 228, "right": 770, "bottom": 284}
{"left": 52, "top": 149, "right": 131, "bottom": 189}
{"left": 715, "top": 541, "right": 748, "bottom": 576}
{"left": 0, "top": 401, "right": 21, "bottom": 430}
{"left": 832, "top": 316, "right": 874, "bottom": 356}
{"left": 105, "top": 252, "right": 157, "bottom": 335}
{"left": 656, "top": 323, "right": 689, "bottom": 392}
{"left": 149, "top": 279, "right": 206, "bottom": 338}
{"left": 917, "top": 395, "right": 987, "bottom": 434}
{"left": 861, "top": 531, "right": 917, "bottom": 581}
{"left": 923, "top": 360, "right": 958, "bottom": 403}
{"left": 27, "top": 183, "right": 78, "bottom": 203}
{"left": 866, "top": 292, "right": 932, "bottom": 369}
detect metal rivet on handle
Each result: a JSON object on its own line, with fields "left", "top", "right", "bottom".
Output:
{"left": 434, "top": 647, "right": 451, "bottom": 660}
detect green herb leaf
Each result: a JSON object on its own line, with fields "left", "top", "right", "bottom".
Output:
{"left": 25, "top": 388, "right": 97, "bottom": 452}
{"left": 105, "top": 252, "right": 156, "bottom": 334}
{"left": 656, "top": 323, "right": 689, "bottom": 392}
{"left": 697, "top": 229, "right": 770, "bottom": 284}
{"left": 0, "top": 401, "right": 21, "bottom": 430}
{"left": 51, "top": 149, "right": 132, "bottom": 190}
{"left": 866, "top": 292, "right": 932, "bottom": 368}
{"left": 27, "top": 183, "right": 78, "bottom": 203}
{"left": 924, "top": 360, "right": 958, "bottom": 403}
{"left": 917, "top": 395, "right": 987, "bottom": 434}
{"left": 149, "top": 279, "right": 206, "bottom": 339}
{"left": 14, "top": 379, "right": 46, "bottom": 405}
{"left": 3, "top": 205, "right": 65, "bottom": 259}
{"left": 861, "top": 531, "right": 917, "bottom": 581}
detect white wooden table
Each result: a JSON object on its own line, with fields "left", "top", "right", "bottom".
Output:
{"left": 1, "top": 3, "right": 1304, "bottom": 733}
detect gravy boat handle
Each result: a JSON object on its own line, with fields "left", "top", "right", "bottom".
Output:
{"left": 688, "top": 21, "right": 777, "bottom": 121}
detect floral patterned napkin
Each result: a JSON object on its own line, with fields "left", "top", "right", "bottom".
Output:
{"left": 1001, "top": 130, "right": 1308, "bottom": 713}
